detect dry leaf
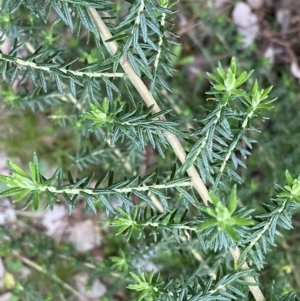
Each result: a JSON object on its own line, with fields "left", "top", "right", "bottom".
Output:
{"left": 42, "top": 204, "right": 68, "bottom": 238}
{"left": 18, "top": 266, "right": 31, "bottom": 280}
{"left": 74, "top": 273, "right": 107, "bottom": 300}
{"left": 0, "top": 293, "right": 13, "bottom": 301}
{"left": 232, "top": 2, "right": 259, "bottom": 47}
{"left": 68, "top": 220, "right": 101, "bottom": 252}
{"left": 290, "top": 61, "right": 300, "bottom": 82}
{"left": 264, "top": 46, "right": 275, "bottom": 64}
{"left": 276, "top": 9, "right": 290, "bottom": 30}
{"left": 0, "top": 199, "right": 16, "bottom": 225}
{"left": 0, "top": 34, "right": 10, "bottom": 55}
{"left": 133, "top": 251, "right": 162, "bottom": 272}
{"left": 0, "top": 151, "right": 9, "bottom": 175}
{"left": 247, "top": 0, "right": 264, "bottom": 9}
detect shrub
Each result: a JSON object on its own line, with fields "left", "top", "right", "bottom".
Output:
{"left": 0, "top": 1, "right": 300, "bottom": 300}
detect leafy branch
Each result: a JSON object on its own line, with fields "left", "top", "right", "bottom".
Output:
{"left": 83, "top": 98, "right": 187, "bottom": 157}
{"left": 0, "top": 51, "right": 125, "bottom": 79}
{"left": 181, "top": 58, "right": 275, "bottom": 191}
{"left": 113, "top": 184, "right": 254, "bottom": 248}
{"left": 0, "top": 153, "right": 191, "bottom": 213}
{"left": 238, "top": 170, "right": 300, "bottom": 270}
{"left": 88, "top": 7, "right": 211, "bottom": 205}
{"left": 0, "top": 47, "right": 123, "bottom": 97}
{"left": 126, "top": 267, "right": 259, "bottom": 301}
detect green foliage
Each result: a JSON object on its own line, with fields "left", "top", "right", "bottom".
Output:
{"left": 197, "top": 185, "right": 254, "bottom": 244}
{"left": 182, "top": 58, "right": 275, "bottom": 191}
{"left": 1, "top": 1, "right": 300, "bottom": 301}
{"left": 83, "top": 99, "right": 185, "bottom": 156}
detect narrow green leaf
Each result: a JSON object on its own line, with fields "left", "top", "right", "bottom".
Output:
{"left": 176, "top": 187, "right": 198, "bottom": 207}
{"left": 86, "top": 197, "right": 97, "bottom": 214}
{"left": 0, "top": 187, "right": 28, "bottom": 198}
{"left": 54, "top": 73, "right": 63, "bottom": 94}
{"left": 1, "top": 61, "right": 8, "bottom": 80}
{"left": 132, "top": 26, "right": 139, "bottom": 50}
{"left": 227, "top": 184, "right": 237, "bottom": 215}
{"left": 229, "top": 57, "right": 237, "bottom": 75}
{"left": 94, "top": 171, "right": 109, "bottom": 189}
{"left": 216, "top": 66, "right": 226, "bottom": 80}
{"left": 209, "top": 192, "right": 222, "bottom": 207}
{"left": 233, "top": 216, "right": 254, "bottom": 226}
{"left": 45, "top": 189, "right": 59, "bottom": 201}
{"left": 76, "top": 6, "right": 97, "bottom": 35}
{"left": 102, "top": 77, "right": 119, "bottom": 93}
{"left": 32, "top": 191, "right": 40, "bottom": 211}
{"left": 261, "top": 85, "right": 273, "bottom": 99}
{"left": 39, "top": 70, "right": 47, "bottom": 92}
{"left": 31, "top": 152, "right": 40, "bottom": 183}
{"left": 197, "top": 219, "right": 218, "bottom": 232}
{"left": 83, "top": 172, "right": 94, "bottom": 188}
{"left": 127, "top": 52, "right": 140, "bottom": 77}
{"left": 133, "top": 190, "right": 156, "bottom": 209}
{"left": 146, "top": 19, "right": 162, "bottom": 36}
{"left": 62, "top": 2, "right": 73, "bottom": 31}
{"left": 285, "top": 170, "right": 294, "bottom": 186}
{"left": 52, "top": 3, "right": 68, "bottom": 27}
{"left": 225, "top": 225, "right": 239, "bottom": 241}
{"left": 140, "top": 13, "right": 147, "bottom": 43}
{"left": 235, "top": 70, "right": 253, "bottom": 87}
{"left": 0, "top": 174, "right": 11, "bottom": 184}
{"left": 22, "top": 193, "right": 34, "bottom": 211}
{"left": 50, "top": 67, "right": 68, "bottom": 77}
{"left": 115, "top": 192, "right": 133, "bottom": 207}
{"left": 121, "top": 37, "right": 133, "bottom": 55}
{"left": 170, "top": 163, "right": 177, "bottom": 181}
{"left": 70, "top": 78, "right": 76, "bottom": 97}
{"left": 10, "top": 65, "right": 18, "bottom": 83}
{"left": 19, "top": 67, "right": 31, "bottom": 86}
{"left": 6, "top": 160, "right": 29, "bottom": 177}
{"left": 25, "top": 46, "right": 44, "bottom": 61}
{"left": 99, "top": 195, "right": 115, "bottom": 213}
{"left": 136, "top": 45, "right": 148, "bottom": 66}
{"left": 181, "top": 137, "right": 206, "bottom": 172}
{"left": 13, "top": 189, "right": 31, "bottom": 202}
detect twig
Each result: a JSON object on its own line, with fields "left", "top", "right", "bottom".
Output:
{"left": 230, "top": 247, "right": 266, "bottom": 301}
{"left": 12, "top": 250, "right": 88, "bottom": 301}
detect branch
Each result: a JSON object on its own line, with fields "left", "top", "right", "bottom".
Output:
{"left": 12, "top": 250, "right": 88, "bottom": 301}
{"left": 230, "top": 247, "right": 266, "bottom": 301}
{"left": 87, "top": 7, "right": 266, "bottom": 301}
{"left": 41, "top": 179, "right": 191, "bottom": 195}
{"left": 0, "top": 53, "right": 125, "bottom": 78}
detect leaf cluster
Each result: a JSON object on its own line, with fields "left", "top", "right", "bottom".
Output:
{"left": 182, "top": 58, "right": 275, "bottom": 191}
{"left": 83, "top": 98, "right": 186, "bottom": 157}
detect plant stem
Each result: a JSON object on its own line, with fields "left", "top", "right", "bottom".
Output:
{"left": 41, "top": 180, "right": 191, "bottom": 195}
{"left": 0, "top": 53, "right": 125, "bottom": 78}
{"left": 230, "top": 247, "right": 266, "bottom": 301}
{"left": 12, "top": 250, "right": 88, "bottom": 300}
{"left": 87, "top": 7, "right": 266, "bottom": 301}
